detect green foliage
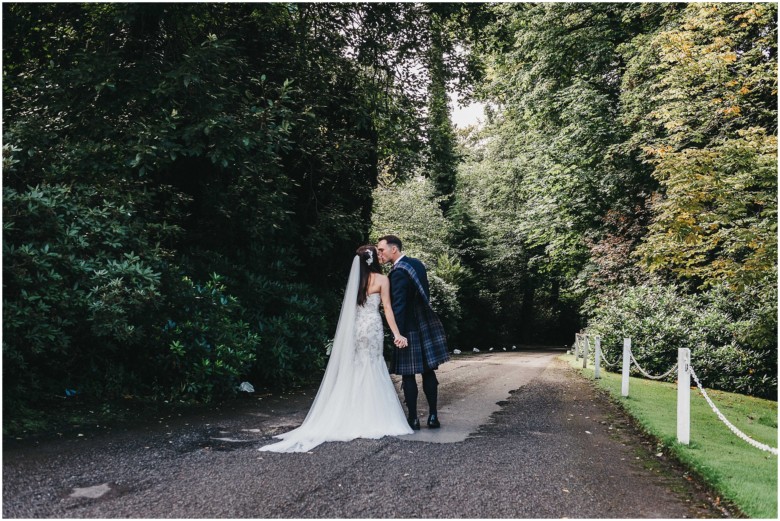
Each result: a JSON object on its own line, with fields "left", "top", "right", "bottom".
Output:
{"left": 586, "top": 279, "right": 777, "bottom": 399}
{"left": 3, "top": 182, "right": 164, "bottom": 402}
{"left": 4, "top": 3, "right": 468, "bottom": 418}
{"left": 638, "top": 130, "right": 777, "bottom": 289}
{"left": 458, "top": 2, "right": 776, "bottom": 390}
{"left": 454, "top": 3, "right": 653, "bottom": 344}
{"left": 426, "top": 13, "right": 459, "bottom": 214}
{"left": 371, "top": 177, "right": 455, "bottom": 266}
{"left": 620, "top": 2, "right": 778, "bottom": 289}
{"left": 246, "top": 278, "right": 328, "bottom": 390}
{"left": 159, "top": 274, "right": 257, "bottom": 401}
{"left": 579, "top": 3, "right": 776, "bottom": 399}
{"left": 371, "top": 177, "right": 464, "bottom": 339}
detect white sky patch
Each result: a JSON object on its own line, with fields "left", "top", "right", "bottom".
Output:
{"left": 449, "top": 90, "right": 485, "bottom": 129}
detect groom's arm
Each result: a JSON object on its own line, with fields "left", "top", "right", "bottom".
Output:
{"left": 389, "top": 269, "right": 410, "bottom": 336}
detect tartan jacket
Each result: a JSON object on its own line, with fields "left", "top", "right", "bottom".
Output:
{"left": 389, "top": 257, "right": 450, "bottom": 375}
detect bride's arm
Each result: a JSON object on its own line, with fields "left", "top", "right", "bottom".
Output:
{"left": 380, "top": 276, "right": 408, "bottom": 348}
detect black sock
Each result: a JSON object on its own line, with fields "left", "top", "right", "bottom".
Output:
{"left": 422, "top": 369, "right": 438, "bottom": 414}
{"left": 402, "top": 375, "right": 418, "bottom": 419}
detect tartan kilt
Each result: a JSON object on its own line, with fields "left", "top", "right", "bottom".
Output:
{"left": 392, "top": 300, "right": 450, "bottom": 376}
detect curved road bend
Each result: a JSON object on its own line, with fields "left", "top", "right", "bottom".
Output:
{"left": 3, "top": 349, "right": 726, "bottom": 518}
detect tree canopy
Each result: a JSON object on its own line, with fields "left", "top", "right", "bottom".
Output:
{"left": 455, "top": 2, "right": 776, "bottom": 396}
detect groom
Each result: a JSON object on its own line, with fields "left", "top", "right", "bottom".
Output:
{"left": 377, "top": 235, "right": 450, "bottom": 430}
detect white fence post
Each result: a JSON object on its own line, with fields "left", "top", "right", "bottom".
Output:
{"left": 594, "top": 336, "right": 601, "bottom": 379}
{"left": 677, "top": 348, "right": 691, "bottom": 445}
{"left": 574, "top": 333, "right": 580, "bottom": 358}
{"left": 621, "top": 338, "right": 631, "bottom": 397}
{"left": 582, "top": 334, "right": 589, "bottom": 368}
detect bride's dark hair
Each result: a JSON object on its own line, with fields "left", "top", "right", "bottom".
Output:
{"left": 356, "top": 245, "right": 382, "bottom": 306}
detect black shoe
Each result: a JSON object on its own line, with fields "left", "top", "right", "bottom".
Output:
{"left": 408, "top": 416, "right": 420, "bottom": 430}
{"left": 427, "top": 413, "right": 441, "bottom": 429}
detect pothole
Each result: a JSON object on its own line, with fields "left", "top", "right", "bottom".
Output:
{"left": 172, "top": 427, "right": 262, "bottom": 453}
{"left": 70, "top": 483, "right": 111, "bottom": 499}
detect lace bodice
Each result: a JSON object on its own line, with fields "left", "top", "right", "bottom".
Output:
{"left": 356, "top": 292, "right": 380, "bottom": 315}
{"left": 354, "top": 293, "right": 383, "bottom": 365}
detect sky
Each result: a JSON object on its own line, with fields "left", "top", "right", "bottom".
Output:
{"left": 449, "top": 91, "right": 485, "bottom": 129}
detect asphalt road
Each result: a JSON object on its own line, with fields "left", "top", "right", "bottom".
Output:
{"left": 3, "top": 349, "right": 726, "bottom": 518}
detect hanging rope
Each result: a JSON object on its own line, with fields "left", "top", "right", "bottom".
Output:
{"left": 629, "top": 351, "right": 676, "bottom": 381}
{"left": 689, "top": 365, "right": 778, "bottom": 455}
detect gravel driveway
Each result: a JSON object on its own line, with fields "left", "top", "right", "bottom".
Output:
{"left": 2, "top": 350, "right": 727, "bottom": 518}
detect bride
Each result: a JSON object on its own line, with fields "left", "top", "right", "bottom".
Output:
{"left": 259, "top": 245, "right": 414, "bottom": 452}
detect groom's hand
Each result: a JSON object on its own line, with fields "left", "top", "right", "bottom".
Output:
{"left": 394, "top": 335, "right": 408, "bottom": 348}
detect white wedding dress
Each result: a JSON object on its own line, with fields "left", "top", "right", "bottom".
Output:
{"left": 259, "top": 257, "right": 413, "bottom": 453}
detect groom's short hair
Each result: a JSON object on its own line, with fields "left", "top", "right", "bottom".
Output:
{"left": 378, "top": 235, "right": 402, "bottom": 252}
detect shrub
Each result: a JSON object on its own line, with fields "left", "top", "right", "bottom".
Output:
{"left": 2, "top": 182, "right": 266, "bottom": 405}
{"left": 251, "top": 282, "right": 328, "bottom": 390}
{"left": 155, "top": 273, "right": 258, "bottom": 402}
{"left": 3, "top": 183, "right": 165, "bottom": 405}
{"left": 585, "top": 280, "right": 777, "bottom": 399}
{"left": 428, "top": 254, "right": 466, "bottom": 340}
{"left": 227, "top": 270, "right": 328, "bottom": 390}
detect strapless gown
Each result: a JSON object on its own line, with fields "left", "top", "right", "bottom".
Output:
{"left": 259, "top": 293, "right": 413, "bottom": 452}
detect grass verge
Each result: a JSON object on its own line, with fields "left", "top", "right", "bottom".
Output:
{"left": 561, "top": 354, "right": 777, "bottom": 519}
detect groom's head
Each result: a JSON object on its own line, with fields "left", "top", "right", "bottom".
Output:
{"left": 377, "top": 235, "right": 402, "bottom": 264}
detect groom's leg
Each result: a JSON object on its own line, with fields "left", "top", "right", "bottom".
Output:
{"left": 401, "top": 375, "right": 418, "bottom": 418}
{"left": 421, "top": 369, "right": 438, "bottom": 413}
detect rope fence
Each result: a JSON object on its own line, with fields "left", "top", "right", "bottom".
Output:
{"left": 629, "top": 351, "right": 676, "bottom": 381}
{"left": 690, "top": 365, "right": 778, "bottom": 456}
{"left": 571, "top": 333, "right": 778, "bottom": 455}
{"left": 599, "top": 347, "right": 619, "bottom": 368}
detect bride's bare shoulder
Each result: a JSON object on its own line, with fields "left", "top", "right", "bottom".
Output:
{"left": 369, "top": 272, "right": 388, "bottom": 287}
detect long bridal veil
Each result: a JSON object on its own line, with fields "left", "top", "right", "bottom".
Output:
{"left": 259, "top": 256, "right": 362, "bottom": 453}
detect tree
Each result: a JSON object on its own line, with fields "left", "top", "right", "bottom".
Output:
{"left": 454, "top": 3, "right": 655, "bottom": 343}
{"left": 2, "top": 3, "right": 477, "bottom": 416}
{"left": 426, "top": 12, "right": 459, "bottom": 214}
{"left": 621, "top": 3, "right": 778, "bottom": 291}
{"left": 371, "top": 176, "right": 465, "bottom": 341}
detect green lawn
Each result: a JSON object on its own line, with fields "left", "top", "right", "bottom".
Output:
{"left": 562, "top": 354, "right": 778, "bottom": 519}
